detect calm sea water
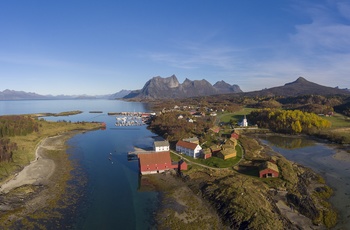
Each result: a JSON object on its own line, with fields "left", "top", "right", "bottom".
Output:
{"left": 0, "top": 100, "right": 158, "bottom": 229}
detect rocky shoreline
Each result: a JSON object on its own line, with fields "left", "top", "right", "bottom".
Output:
{"left": 0, "top": 130, "right": 343, "bottom": 229}
{"left": 146, "top": 134, "right": 339, "bottom": 229}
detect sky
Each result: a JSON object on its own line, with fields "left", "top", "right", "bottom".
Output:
{"left": 0, "top": 0, "right": 350, "bottom": 95}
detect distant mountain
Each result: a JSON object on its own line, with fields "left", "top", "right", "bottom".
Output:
{"left": 0, "top": 89, "right": 47, "bottom": 100}
{"left": 109, "top": 89, "right": 132, "bottom": 99}
{"left": 242, "top": 77, "right": 350, "bottom": 97}
{"left": 124, "top": 75, "right": 242, "bottom": 99}
{"left": 0, "top": 89, "right": 111, "bottom": 100}
{"left": 213, "top": 80, "right": 242, "bottom": 94}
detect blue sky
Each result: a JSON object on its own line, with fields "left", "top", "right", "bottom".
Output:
{"left": 1, "top": 0, "right": 349, "bottom": 95}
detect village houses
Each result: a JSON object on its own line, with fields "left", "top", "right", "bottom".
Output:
{"left": 176, "top": 140, "right": 202, "bottom": 158}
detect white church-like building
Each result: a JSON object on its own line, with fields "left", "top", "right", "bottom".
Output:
{"left": 240, "top": 115, "right": 248, "bottom": 127}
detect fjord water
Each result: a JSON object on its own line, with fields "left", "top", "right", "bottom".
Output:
{"left": 1, "top": 100, "right": 158, "bottom": 229}
{"left": 260, "top": 135, "right": 350, "bottom": 229}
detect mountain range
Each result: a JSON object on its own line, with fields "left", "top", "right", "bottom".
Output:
{"left": 0, "top": 89, "right": 112, "bottom": 100}
{"left": 123, "top": 75, "right": 242, "bottom": 99}
{"left": 1, "top": 76, "right": 349, "bottom": 101}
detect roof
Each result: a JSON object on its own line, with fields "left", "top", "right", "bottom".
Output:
{"left": 182, "top": 137, "right": 199, "bottom": 143}
{"left": 221, "top": 148, "right": 236, "bottom": 156}
{"left": 202, "top": 148, "right": 212, "bottom": 154}
{"left": 154, "top": 140, "right": 169, "bottom": 147}
{"left": 138, "top": 151, "right": 171, "bottom": 166}
{"left": 176, "top": 140, "right": 199, "bottom": 150}
{"left": 210, "top": 145, "right": 221, "bottom": 152}
{"left": 231, "top": 133, "right": 239, "bottom": 139}
{"left": 260, "top": 161, "right": 279, "bottom": 172}
{"left": 210, "top": 126, "right": 220, "bottom": 133}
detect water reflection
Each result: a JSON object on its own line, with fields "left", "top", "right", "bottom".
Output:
{"left": 261, "top": 135, "right": 315, "bottom": 150}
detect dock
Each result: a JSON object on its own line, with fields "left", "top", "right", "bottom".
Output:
{"left": 127, "top": 150, "right": 152, "bottom": 161}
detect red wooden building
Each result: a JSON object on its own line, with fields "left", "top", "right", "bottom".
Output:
{"left": 178, "top": 160, "right": 188, "bottom": 171}
{"left": 138, "top": 151, "right": 176, "bottom": 175}
{"left": 259, "top": 161, "right": 279, "bottom": 178}
{"left": 231, "top": 132, "right": 239, "bottom": 140}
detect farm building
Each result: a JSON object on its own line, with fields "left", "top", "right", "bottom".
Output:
{"left": 259, "top": 161, "right": 279, "bottom": 178}
{"left": 178, "top": 160, "right": 188, "bottom": 171}
{"left": 217, "top": 147, "right": 236, "bottom": 160}
{"left": 176, "top": 140, "right": 202, "bottom": 158}
{"left": 201, "top": 148, "right": 212, "bottom": 159}
{"left": 210, "top": 145, "right": 221, "bottom": 155}
{"left": 231, "top": 132, "right": 239, "bottom": 140}
{"left": 138, "top": 151, "right": 177, "bottom": 175}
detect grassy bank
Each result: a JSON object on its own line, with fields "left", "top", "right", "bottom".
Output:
{"left": 0, "top": 119, "right": 102, "bottom": 183}
{"left": 0, "top": 117, "right": 102, "bottom": 229}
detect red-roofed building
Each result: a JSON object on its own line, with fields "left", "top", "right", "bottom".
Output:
{"left": 176, "top": 140, "right": 202, "bottom": 158}
{"left": 178, "top": 160, "right": 188, "bottom": 171}
{"left": 138, "top": 151, "right": 177, "bottom": 175}
{"left": 231, "top": 132, "right": 239, "bottom": 140}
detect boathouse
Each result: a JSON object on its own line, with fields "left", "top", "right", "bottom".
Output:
{"left": 138, "top": 151, "right": 176, "bottom": 175}
{"left": 259, "top": 161, "right": 279, "bottom": 178}
{"left": 176, "top": 140, "right": 202, "bottom": 159}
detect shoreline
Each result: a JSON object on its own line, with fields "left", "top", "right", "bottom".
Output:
{"left": 0, "top": 131, "right": 86, "bottom": 229}
{"left": 0, "top": 136, "right": 57, "bottom": 194}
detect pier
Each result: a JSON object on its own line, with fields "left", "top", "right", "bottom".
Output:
{"left": 127, "top": 150, "right": 151, "bottom": 161}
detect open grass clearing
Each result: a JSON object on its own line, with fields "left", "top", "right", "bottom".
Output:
{"left": 322, "top": 112, "right": 350, "bottom": 128}
{"left": 219, "top": 107, "right": 255, "bottom": 124}
{"left": 176, "top": 144, "right": 243, "bottom": 169}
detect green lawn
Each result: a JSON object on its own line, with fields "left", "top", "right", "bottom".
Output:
{"left": 177, "top": 144, "right": 243, "bottom": 169}
{"left": 322, "top": 112, "right": 350, "bottom": 128}
{"left": 219, "top": 107, "right": 255, "bottom": 123}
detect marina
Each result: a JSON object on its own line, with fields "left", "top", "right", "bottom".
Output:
{"left": 114, "top": 112, "right": 154, "bottom": 127}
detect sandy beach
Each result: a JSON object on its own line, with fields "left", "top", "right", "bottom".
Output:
{"left": 0, "top": 132, "right": 79, "bottom": 229}
{"left": 0, "top": 136, "right": 59, "bottom": 194}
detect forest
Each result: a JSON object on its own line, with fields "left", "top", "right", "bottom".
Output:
{"left": 248, "top": 109, "right": 331, "bottom": 134}
{"left": 0, "top": 115, "right": 39, "bottom": 162}
{"left": 148, "top": 111, "right": 214, "bottom": 142}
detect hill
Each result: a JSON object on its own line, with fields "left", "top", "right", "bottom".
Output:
{"left": 242, "top": 77, "right": 350, "bottom": 97}
{"left": 109, "top": 89, "right": 132, "bottom": 99}
{"left": 124, "top": 75, "right": 242, "bottom": 99}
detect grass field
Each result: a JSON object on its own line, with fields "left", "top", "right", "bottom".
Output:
{"left": 318, "top": 112, "right": 350, "bottom": 144}
{"left": 176, "top": 144, "right": 243, "bottom": 169}
{"left": 322, "top": 112, "right": 350, "bottom": 128}
{"left": 219, "top": 107, "right": 255, "bottom": 124}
